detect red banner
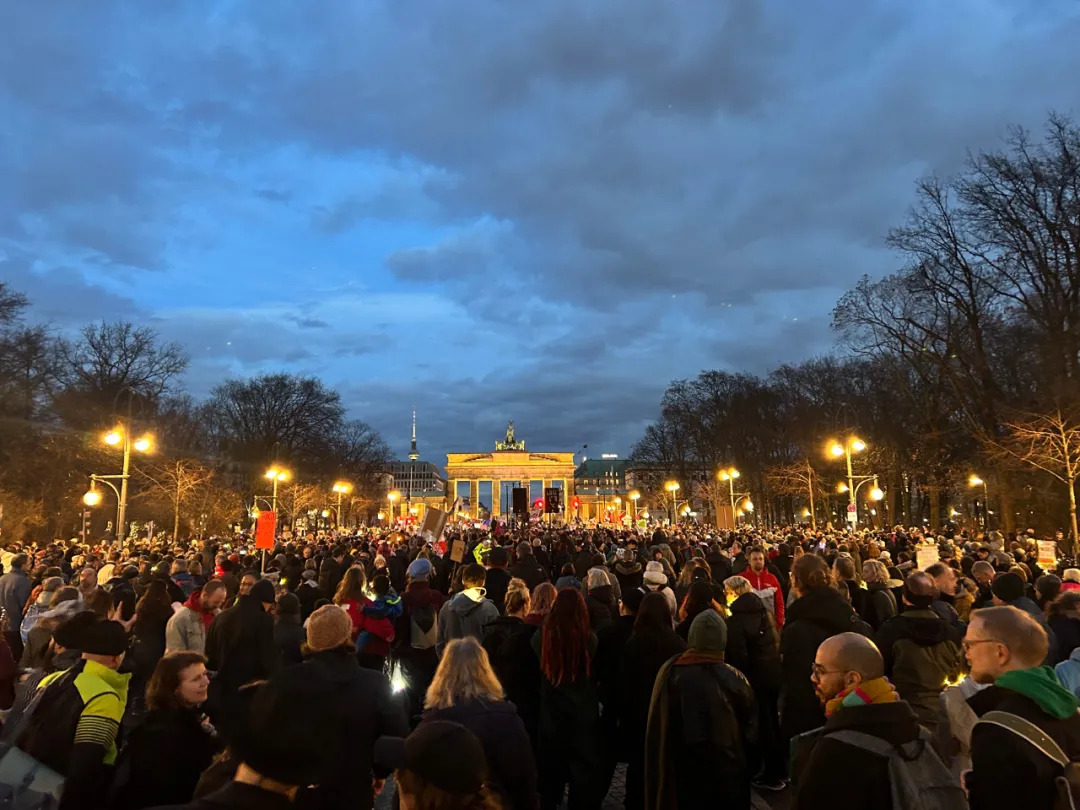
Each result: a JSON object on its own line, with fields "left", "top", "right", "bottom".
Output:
{"left": 255, "top": 511, "right": 277, "bottom": 550}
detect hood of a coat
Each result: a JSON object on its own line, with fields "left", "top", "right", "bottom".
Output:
{"left": 449, "top": 591, "right": 487, "bottom": 617}
{"left": 786, "top": 586, "right": 858, "bottom": 633}
{"left": 896, "top": 608, "right": 954, "bottom": 646}
{"left": 615, "top": 561, "right": 642, "bottom": 575}
{"left": 588, "top": 585, "right": 615, "bottom": 605}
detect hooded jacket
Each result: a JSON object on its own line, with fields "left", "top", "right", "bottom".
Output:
{"left": 436, "top": 590, "right": 499, "bottom": 652}
{"left": 205, "top": 593, "right": 278, "bottom": 707}
{"left": 585, "top": 584, "right": 616, "bottom": 632}
{"left": 613, "top": 560, "right": 644, "bottom": 594}
{"left": 724, "top": 592, "right": 781, "bottom": 693}
{"left": 482, "top": 616, "right": 542, "bottom": 744}
{"left": 508, "top": 556, "right": 548, "bottom": 592}
{"left": 780, "top": 586, "right": 871, "bottom": 740}
{"left": 875, "top": 607, "right": 963, "bottom": 728}
{"left": 420, "top": 698, "right": 539, "bottom": 810}
{"left": 742, "top": 568, "right": 785, "bottom": 628}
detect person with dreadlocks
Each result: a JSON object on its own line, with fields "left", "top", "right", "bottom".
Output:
{"left": 531, "top": 588, "right": 602, "bottom": 810}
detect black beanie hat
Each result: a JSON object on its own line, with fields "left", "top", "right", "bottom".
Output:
{"left": 992, "top": 572, "right": 1026, "bottom": 603}
{"left": 250, "top": 578, "right": 276, "bottom": 604}
{"left": 55, "top": 612, "right": 127, "bottom": 656}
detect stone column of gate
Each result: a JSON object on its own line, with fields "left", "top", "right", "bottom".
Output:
{"left": 492, "top": 478, "right": 501, "bottom": 517}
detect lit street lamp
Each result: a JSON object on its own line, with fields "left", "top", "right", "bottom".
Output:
{"left": 828, "top": 436, "right": 874, "bottom": 525}
{"left": 265, "top": 467, "right": 290, "bottom": 517}
{"left": 332, "top": 481, "right": 352, "bottom": 529}
{"left": 718, "top": 467, "right": 741, "bottom": 528}
{"left": 665, "top": 481, "right": 680, "bottom": 525}
{"left": 629, "top": 490, "right": 641, "bottom": 522}
{"left": 388, "top": 490, "right": 400, "bottom": 525}
{"left": 969, "top": 474, "right": 990, "bottom": 529}
{"left": 94, "top": 426, "right": 153, "bottom": 546}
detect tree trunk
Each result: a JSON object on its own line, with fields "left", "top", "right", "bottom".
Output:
{"left": 1069, "top": 477, "right": 1078, "bottom": 552}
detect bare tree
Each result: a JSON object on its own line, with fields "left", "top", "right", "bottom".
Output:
{"left": 137, "top": 459, "right": 217, "bottom": 542}
{"left": 992, "top": 409, "right": 1080, "bottom": 546}
{"left": 766, "top": 460, "right": 825, "bottom": 530}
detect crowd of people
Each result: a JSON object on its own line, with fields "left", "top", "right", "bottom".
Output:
{"left": 0, "top": 519, "right": 1077, "bottom": 809}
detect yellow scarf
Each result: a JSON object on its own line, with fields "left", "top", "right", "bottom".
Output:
{"left": 825, "top": 676, "right": 900, "bottom": 717}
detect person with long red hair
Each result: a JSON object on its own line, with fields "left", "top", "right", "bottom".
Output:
{"left": 530, "top": 588, "right": 602, "bottom": 809}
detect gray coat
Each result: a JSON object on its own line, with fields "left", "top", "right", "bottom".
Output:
{"left": 437, "top": 592, "right": 499, "bottom": 653}
{"left": 166, "top": 605, "right": 207, "bottom": 653}
{"left": 0, "top": 569, "right": 31, "bottom": 632}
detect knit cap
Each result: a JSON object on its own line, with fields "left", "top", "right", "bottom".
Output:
{"left": 643, "top": 560, "right": 666, "bottom": 586}
{"left": 991, "top": 572, "right": 1026, "bottom": 603}
{"left": 687, "top": 610, "right": 727, "bottom": 653}
{"left": 407, "top": 557, "right": 433, "bottom": 581}
{"left": 306, "top": 605, "right": 353, "bottom": 652}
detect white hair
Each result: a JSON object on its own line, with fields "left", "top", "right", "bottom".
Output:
{"left": 587, "top": 567, "right": 611, "bottom": 589}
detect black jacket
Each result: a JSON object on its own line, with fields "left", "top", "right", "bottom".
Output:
{"left": 294, "top": 648, "right": 408, "bottom": 810}
{"left": 481, "top": 616, "right": 541, "bottom": 743}
{"left": 645, "top": 658, "right": 757, "bottom": 810}
{"left": 484, "top": 567, "right": 512, "bottom": 614}
{"left": 612, "top": 561, "right": 643, "bottom": 595}
{"left": 1006, "top": 596, "right": 1061, "bottom": 665}
{"left": 205, "top": 594, "right": 278, "bottom": 711}
{"left": 585, "top": 585, "right": 616, "bottom": 632}
{"left": 296, "top": 581, "right": 325, "bottom": 621}
{"left": 594, "top": 615, "right": 634, "bottom": 745}
{"left": 724, "top": 592, "right": 781, "bottom": 694}
{"left": 111, "top": 707, "right": 222, "bottom": 810}
{"left": 967, "top": 684, "right": 1080, "bottom": 810}
{"left": 705, "top": 553, "right": 732, "bottom": 588}
{"left": 508, "top": 556, "right": 548, "bottom": 592}
{"left": 793, "top": 701, "right": 922, "bottom": 810}
{"left": 780, "top": 586, "right": 871, "bottom": 740}
{"left": 317, "top": 558, "right": 345, "bottom": 599}
{"left": 420, "top": 698, "right": 539, "bottom": 810}
{"left": 875, "top": 608, "right": 962, "bottom": 728}
{"left": 859, "top": 583, "right": 898, "bottom": 632}
{"left": 147, "top": 781, "right": 295, "bottom": 810}
{"left": 273, "top": 618, "right": 305, "bottom": 666}
{"left": 618, "top": 628, "right": 686, "bottom": 767}
{"left": 1049, "top": 613, "right": 1080, "bottom": 661}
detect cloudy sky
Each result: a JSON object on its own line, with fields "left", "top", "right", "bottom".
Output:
{"left": 3, "top": 0, "right": 1079, "bottom": 464}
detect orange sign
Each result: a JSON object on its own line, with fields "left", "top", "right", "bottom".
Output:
{"left": 255, "top": 511, "right": 277, "bottom": 550}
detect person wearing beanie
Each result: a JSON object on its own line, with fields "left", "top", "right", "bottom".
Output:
{"left": 14, "top": 612, "right": 130, "bottom": 810}
{"left": 375, "top": 721, "right": 495, "bottom": 810}
{"left": 642, "top": 561, "right": 677, "bottom": 619}
{"left": 204, "top": 576, "right": 279, "bottom": 721}
{"left": 644, "top": 610, "right": 756, "bottom": 810}
{"left": 874, "top": 571, "right": 963, "bottom": 730}
{"left": 293, "top": 605, "right": 407, "bottom": 810}
{"left": 992, "top": 572, "right": 1060, "bottom": 664}
{"left": 397, "top": 557, "right": 447, "bottom": 721}
{"left": 296, "top": 567, "right": 326, "bottom": 621}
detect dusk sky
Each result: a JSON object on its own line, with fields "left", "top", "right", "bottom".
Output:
{"left": 4, "top": 1, "right": 1080, "bottom": 464}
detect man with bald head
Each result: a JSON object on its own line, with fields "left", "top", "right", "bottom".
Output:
{"left": 965, "top": 606, "right": 1080, "bottom": 810}
{"left": 793, "top": 633, "right": 925, "bottom": 809}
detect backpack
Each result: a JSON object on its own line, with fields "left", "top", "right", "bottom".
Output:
{"left": 19, "top": 604, "right": 46, "bottom": 643}
{"left": 826, "top": 727, "right": 967, "bottom": 810}
{"left": 409, "top": 602, "right": 438, "bottom": 650}
{"left": 977, "top": 710, "right": 1080, "bottom": 810}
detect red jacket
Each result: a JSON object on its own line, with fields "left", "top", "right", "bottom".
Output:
{"left": 742, "top": 568, "right": 785, "bottom": 628}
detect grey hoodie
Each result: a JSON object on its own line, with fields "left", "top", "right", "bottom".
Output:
{"left": 436, "top": 590, "right": 499, "bottom": 653}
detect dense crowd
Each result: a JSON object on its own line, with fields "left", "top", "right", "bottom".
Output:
{"left": 0, "top": 520, "right": 1078, "bottom": 810}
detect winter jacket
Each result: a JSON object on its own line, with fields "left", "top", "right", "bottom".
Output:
{"left": 110, "top": 706, "right": 222, "bottom": 810}
{"left": 296, "top": 580, "right": 326, "bottom": 620}
{"left": 705, "top": 552, "right": 733, "bottom": 587}
{"left": 356, "top": 593, "right": 402, "bottom": 657}
{"left": 165, "top": 592, "right": 214, "bottom": 654}
{"left": 293, "top": 648, "right": 408, "bottom": 810}
{"left": 644, "top": 656, "right": 757, "bottom": 810}
{"left": 1057, "top": 648, "right": 1080, "bottom": 698}
{"left": 875, "top": 607, "right": 963, "bottom": 729}
{"left": 172, "top": 572, "right": 197, "bottom": 598}
{"left": 1049, "top": 613, "right": 1080, "bottom": 661}
{"left": 508, "top": 556, "right": 548, "bottom": 592}
{"left": 395, "top": 581, "right": 446, "bottom": 651}
{"left": 967, "top": 681, "right": 1080, "bottom": 810}
{"left": 437, "top": 591, "right": 499, "bottom": 652}
{"left": 482, "top": 616, "right": 542, "bottom": 745}
{"left": 593, "top": 615, "right": 635, "bottom": 755}
{"left": 204, "top": 594, "right": 278, "bottom": 712}
{"left": 585, "top": 584, "right": 616, "bottom": 632}
{"left": 317, "top": 558, "right": 345, "bottom": 599}
{"left": 273, "top": 616, "right": 305, "bottom": 666}
{"left": 103, "top": 577, "right": 138, "bottom": 622}
{"left": 858, "top": 583, "right": 897, "bottom": 632}
{"left": 613, "top": 561, "right": 644, "bottom": 595}
{"left": 0, "top": 567, "right": 31, "bottom": 631}
{"left": 742, "top": 568, "right": 785, "bottom": 628}
{"left": 20, "top": 600, "right": 81, "bottom": 670}
{"left": 484, "top": 567, "right": 512, "bottom": 614}
{"left": 792, "top": 701, "right": 922, "bottom": 810}
{"left": 724, "top": 591, "right": 782, "bottom": 694}
{"left": 420, "top": 698, "right": 539, "bottom": 810}
{"left": 780, "top": 585, "right": 871, "bottom": 740}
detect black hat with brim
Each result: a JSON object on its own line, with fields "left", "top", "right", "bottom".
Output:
{"left": 374, "top": 721, "right": 487, "bottom": 794}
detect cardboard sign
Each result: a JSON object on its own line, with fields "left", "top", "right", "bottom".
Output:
{"left": 255, "top": 511, "right": 277, "bottom": 550}
{"left": 1038, "top": 540, "right": 1058, "bottom": 568}
{"left": 916, "top": 545, "right": 939, "bottom": 571}
{"left": 449, "top": 538, "right": 466, "bottom": 563}
{"left": 421, "top": 507, "right": 449, "bottom": 540}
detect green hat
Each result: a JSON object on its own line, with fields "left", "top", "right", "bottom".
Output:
{"left": 688, "top": 609, "right": 727, "bottom": 654}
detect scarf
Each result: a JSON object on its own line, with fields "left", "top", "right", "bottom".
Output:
{"left": 672, "top": 651, "right": 725, "bottom": 667}
{"left": 997, "top": 666, "right": 1080, "bottom": 720}
{"left": 825, "top": 676, "right": 900, "bottom": 717}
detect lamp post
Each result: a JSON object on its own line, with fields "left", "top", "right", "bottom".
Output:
{"left": 629, "top": 490, "right": 640, "bottom": 523}
{"left": 665, "top": 481, "right": 680, "bottom": 526}
{"left": 718, "top": 467, "right": 741, "bottom": 529}
{"left": 332, "top": 481, "right": 352, "bottom": 529}
{"left": 100, "top": 426, "right": 153, "bottom": 546}
{"left": 388, "top": 491, "right": 400, "bottom": 526}
{"left": 265, "top": 467, "right": 290, "bottom": 519}
{"left": 837, "top": 475, "right": 885, "bottom": 525}
{"left": 829, "top": 437, "right": 868, "bottom": 525}
{"left": 969, "top": 475, "right": 990, "bottom": 530}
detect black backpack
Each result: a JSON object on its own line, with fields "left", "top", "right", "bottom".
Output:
{"left": 978, "top": 710, "right": 1080, "bottom": 810}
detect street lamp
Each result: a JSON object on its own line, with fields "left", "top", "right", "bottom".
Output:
{"left": 332, "top": 481, "right": 352, "bottom": 529}
{"left": 629, "top": 490, "right": 640, "bottom": 521}
{"left": 83, "top": 488, "right": 102, "bottom": 507}
{"left": 388, "top": 490, "right": 400, "bottom": 524}
{"left": 98, "top": 426, "right": 153, "bottom": 546}
{"left": 828, "top": 436, "right": 870, "bottom": 525}
{"left": 265, "top": 467, "right": 290, "bottom": 518}
{"left": 718, "top": 467, "right": 741, "bottom": 527}
{"left": 665, "top": 481, "right": 680, "bottom": 525}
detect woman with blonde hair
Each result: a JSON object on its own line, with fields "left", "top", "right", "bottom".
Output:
{"left": 859, "top": 559, "right": 898, "bottom": 631}
{"left": 421, "top": 638, "right": 537, "bottom": 810}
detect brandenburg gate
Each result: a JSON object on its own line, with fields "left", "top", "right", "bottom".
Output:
{"left": 445, "top": 422, "right": 576, "bottom": 519}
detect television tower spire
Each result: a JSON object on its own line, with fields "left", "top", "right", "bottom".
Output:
{"left": 409, "top": 409, "right": 419, "bottom": 461}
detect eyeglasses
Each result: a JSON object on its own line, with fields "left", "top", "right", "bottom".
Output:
{"left": 810, "top": 663, "right": 845, "bottom": 681}
{"left": 961, "top": 638, "right": 1001, "bottom": 653}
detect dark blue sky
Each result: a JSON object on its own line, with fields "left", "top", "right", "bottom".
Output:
{"left": 4, "top": 0, "right": 1080, "bottom": 463}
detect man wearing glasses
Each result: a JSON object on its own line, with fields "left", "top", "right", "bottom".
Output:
{"left": 965, "top": 606, "right": 1080, "bottom": 810}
